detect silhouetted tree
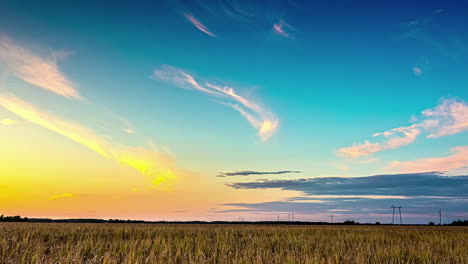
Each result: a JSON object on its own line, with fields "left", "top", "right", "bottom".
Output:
{"left": 449, "top": 220, "right": 468, "bottom": 226}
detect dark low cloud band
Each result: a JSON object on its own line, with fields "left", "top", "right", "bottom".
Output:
{"left": 217, "top": 170, "right": 301, "bottom": 177}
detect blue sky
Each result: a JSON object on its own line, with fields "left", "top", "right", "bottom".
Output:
{"left": 0, "top": 0, "right": 467, "bottom": 223}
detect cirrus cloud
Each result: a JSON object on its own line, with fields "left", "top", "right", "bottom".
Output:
{"left": 152, "top": 65, "right": 279, "bottom": 141}
{"left": 273, "top": 19, "right": 295, "bottom": 39}
{"left": 184, "top": 14, "right": 216, "bottom": 37}
{"left": 0, "top": 35, "right": 81, "bottom": 99}
{"left": 423, "top": 98, "right": 468, "bottom": 138}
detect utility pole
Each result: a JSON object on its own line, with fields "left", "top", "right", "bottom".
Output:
{"left": 391, "top": 205, "right": 396, "bottom": 224}
{"left": 292, "top": 212, "right": 295, "bottom": 222}
{"left": 277, "top": 215, "right": 279, "bottom": 222}
{"left": 439, "top": 209, "right": 442, "bottom": 225}
{"left": 331, "top": 214, "right": 333, "bottom": 224}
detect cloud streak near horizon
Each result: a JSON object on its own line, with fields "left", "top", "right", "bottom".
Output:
{"left": 338, "top": 98, "right": 468, "bottom": 159}
{"left": 0, "top": 36, "right": 81, "bottom": 100}
{"left": 217, "top": 170, "right": 301, "bottom": 177}
{"left": 0, "top": 93, "right": 177, "bottom": 187}
{"left": 388, "top": 146, "right": 468, "bottom": 173}
{"left": 152, "top": 65, "right": 279, "bottom": 141}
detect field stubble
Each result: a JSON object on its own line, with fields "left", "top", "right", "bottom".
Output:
{"left": 0, "top": 223, "right": 467, "bottom": 263}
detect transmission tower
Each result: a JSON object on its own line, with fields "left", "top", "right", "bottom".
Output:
{"left": 398, "top": 206, "right": 402, "bottom": 225}
{"left": 391, "top": 205, "right": 403, "bottom": 224}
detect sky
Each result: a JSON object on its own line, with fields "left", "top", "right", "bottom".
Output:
{"left": 0, "top": 0, "right": 467, "bottom": 224}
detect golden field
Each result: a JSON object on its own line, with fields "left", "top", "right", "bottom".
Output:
{"left": 0, "top": 223, "right": 467, "bottom": 263}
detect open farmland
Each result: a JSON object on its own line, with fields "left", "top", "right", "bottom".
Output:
{"left": 0, "top": 223, "right": 467, "bottom": 263}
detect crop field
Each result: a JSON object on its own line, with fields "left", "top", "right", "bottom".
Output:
{"left": 0, "top": 223, "right": 467, "bottom": 264}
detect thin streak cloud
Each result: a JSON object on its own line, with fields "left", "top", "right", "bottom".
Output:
{"left": 338, "top": 124, "right": 422, "bottom": 159}
{"left": 0, "top": 93, "right": 176, "bottom": 187}
{"left": 217, "top": 170, "right": 301, "bottom": 177}
{"left": 152, "top": 65, "right": 279, "bottom": 141}
{"left": 184, "top": 14, "right": 216, "bottom": 37}
{"left": 273, "top": 19, "right": 295, "bottom": 39}
{"left": 0, "top": 36, "right": 81, "bottom": 99}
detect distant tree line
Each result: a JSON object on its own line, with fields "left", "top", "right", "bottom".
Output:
{"left": 108, "top": 219, "right": 147, "bottom": 223}
{"left": 0, "top": 215, "right": 28, "bottom": 222}
{"left": 1, "top": 214, "right": 467, "bottom": 225}
{"left": 447, "top": 220, "right": 468, "bottom": 226}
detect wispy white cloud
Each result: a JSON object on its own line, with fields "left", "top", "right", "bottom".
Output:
{"left": 0, "top": 93, "right": 176, "bottom": 188}
{"left": 337, "top": 141, "right": 382, "bottom": 159}
{"left": 338, "top": 98, "right": 468, "bottom": 159}
{"left": 374, "top": 123, "right": 422, "bottom": 149}
{"left": 0, "top": 35, "right": 141, "bottom": 138}
{"left": 273, "top": 19, "right": 295, "bottom": 39}
{"left": 152, "top": 65, "right": 279, "bottom": 141}
{"left": 422, "top": 98, "right": 468, "bottom": 138}
{"left": 338, "top": 124, "right": 421, "bottom": 159}
{"left": 387, "top": 146, "right": 468, "bottom": 173}
{"left": 184, "top": 14, "right": 216, "bottom": 37}
{"left": 0, "top": 35, "right": 81, "bottom": 99}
